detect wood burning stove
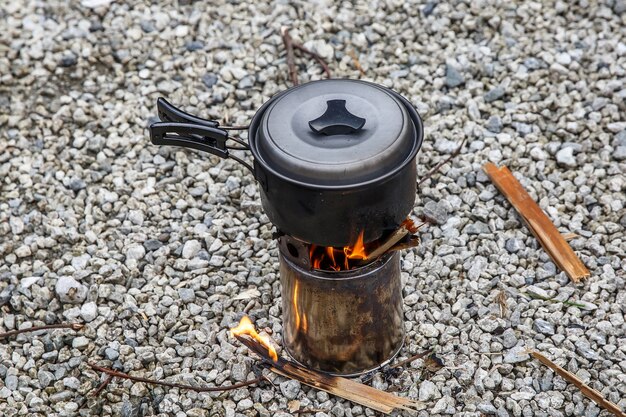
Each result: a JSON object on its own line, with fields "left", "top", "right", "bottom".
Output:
{"left": 149, "top": 79, "right": 424, "bottom": 375}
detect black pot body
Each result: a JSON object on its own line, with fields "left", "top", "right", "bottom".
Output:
{"left": 254, "top": 158, "right": 416, "bottom": 246}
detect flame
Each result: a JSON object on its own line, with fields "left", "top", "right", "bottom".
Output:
{"left": 293, "top": 281, "right": 301, "bottom": 331}
{"left": 293, "top": 281, "right": 309, "bottom": 334}
{"left": 309, "top": 230, "right": 369, "bottom": 272}
{"left": 344, "top": 230, "right": 367, "bottom": 260}
{"left": 230, "top": 316, "right": 278, "bottom": 362}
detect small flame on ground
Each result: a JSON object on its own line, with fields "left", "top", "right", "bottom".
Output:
{"left": 230, "top": 316, "right": 278, "bottom": 362}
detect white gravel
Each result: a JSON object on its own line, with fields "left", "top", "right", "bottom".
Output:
{"left": 0, "top": 0, "right": 625, "bottom": 417}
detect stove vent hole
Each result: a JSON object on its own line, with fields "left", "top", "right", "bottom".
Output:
{"left": 286, "top": 243, "right": 299, "bottom": 259}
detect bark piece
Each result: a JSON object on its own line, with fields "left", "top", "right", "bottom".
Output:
{"left": 529, "top": 351, "right": 625, "bottom": 417}
{"left": 483, "top": 163, "right": 590, "bottom": 282}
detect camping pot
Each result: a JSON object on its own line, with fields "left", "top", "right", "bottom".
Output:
{"left": 279, "top": 246, "right": 404, "bottom": 375}
{"left": 149, "top": 79, "right": 424, "bottom": 247}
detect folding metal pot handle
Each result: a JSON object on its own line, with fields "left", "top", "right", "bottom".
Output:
{"left": 150, "top": 122, "right": 229, "bottom": 157}
{"left": 150, "top": 97, "right": 256, "bottom": 175}
{"left": 157, "top": 97, "right": 220, "bottom": 128}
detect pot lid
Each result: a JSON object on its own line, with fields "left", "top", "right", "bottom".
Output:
{"left": 254, "top": 79, "right": 421, "bottom": 187}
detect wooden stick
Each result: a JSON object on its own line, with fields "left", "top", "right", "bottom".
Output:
{"left": 366, "top": 220, "right": 421, "bottom": 260}
{"left": 0, "top": 323, "right": 84, "bottom": 339}
{"left": 89, "top": 364, "right": 268, "bottom": 393}
{"left": 387, "top": 235, "right": 421, "bottom": 253}
{"left": 562, "top": 232, "right": 579, "bottom": 241}
{"left": 483, "top": 163, "right": 590, "bottom": 282}
{"left": 529, "top": 351, "right": 626, "bottom": 417}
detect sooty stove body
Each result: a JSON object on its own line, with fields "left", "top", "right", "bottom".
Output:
{"left": 278, "top": 236, "right": 404, "bottom": 375}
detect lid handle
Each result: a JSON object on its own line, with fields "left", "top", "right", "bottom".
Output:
{"left": 308, "top": 100, "right": 366, "bottom": 136}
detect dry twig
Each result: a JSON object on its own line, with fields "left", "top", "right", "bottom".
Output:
{"left": 281, "top": 27, "right": 299, "bottom": 86}
{"left": 281, "top": 27, "right": 331, "bottom": 86}
{"left": 0, "top": 323, "right": 83, "bottom": 340}
{"left": 292, "top": 43, "right": 332, "bottom": 79}
{"left": 347, "top": 48, "right": 366, "bottom": 76}
{"left": 89, "top": 364, "right": 269, "bottom": 393}
{"left": 496, "top": 291, "right": 509, "bottom": 318}
{"left": 529, "top": 351, "right": 625, "bottom": 417}
{"left": 388, "top": 350, "right": 432, "bottom": 372}
{"left": 360, "top": 349, "right": 432, "bottom": 384}
{"left": 91, "top": 374, "right": 114, "bottom": 397}
{"left": 417, "top": 138, "right": 467, "bottom": 186}
{"left": 294, "top": 408, "right": 329, "bottom": 415}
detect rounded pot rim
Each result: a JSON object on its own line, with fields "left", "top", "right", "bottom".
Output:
{"left": 248, "top": 79, "right": 424, "bottom": 191}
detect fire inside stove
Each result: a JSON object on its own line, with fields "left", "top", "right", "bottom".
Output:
{"left": 307, "top": 219, "right": 419, "bottom": 272}
{"left": 308, "top": 230, "right": 368, "bottom": 271}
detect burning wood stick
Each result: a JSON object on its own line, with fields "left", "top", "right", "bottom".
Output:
{"left": 366, "top": 219, "right": 421, "bottom": 261}
{"left": 483, "top": 163, "right": 590, "bottom": 282}
{"left": 528, "top": 351, "right": 626, "bottom": 417}
{"left": 230, "top": 316, "right": 423, "bottom": 415}
{"left": 235, "top": 334, "right": 423, "bottom": 414}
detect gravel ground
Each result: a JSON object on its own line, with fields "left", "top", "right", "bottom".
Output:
{"left": 1, "top": 0, "right": 625, "bottom": 416}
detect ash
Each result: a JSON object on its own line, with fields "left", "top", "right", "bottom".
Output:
{"left": 0, "top": 0, "right": 625, "bottom": 416}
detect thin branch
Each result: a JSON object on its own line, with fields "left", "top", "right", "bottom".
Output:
{"left": 295, "top": 408, "right": 330, "bottom": 415}
{"left": 292, "top": 43, "right": 332, "bottom": 80}
{"left": 91, "top": 374, "right": 114, "bottom": 397}
{"left": 280, "top": 27, "right": 332, "bottom": 86}
{"left": 0, "top": 323, "right": 84, "bottom": 340}
{"left": 281, "top": 27, "right": 299, "bottom": 86}
{"left": 220, "top": 125, "right": 249, "bottom": 131}
{"left": 417, "top": 138, "right": 467, "bottom": 186}
{"left": 388, "top": 350, "right": 432, "bottom": 371}
{"left": 361, "top": 349, "right": 431, "bottom": 383}
{"left": 89, "top": 364, "right": 268, "bottom": 393}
